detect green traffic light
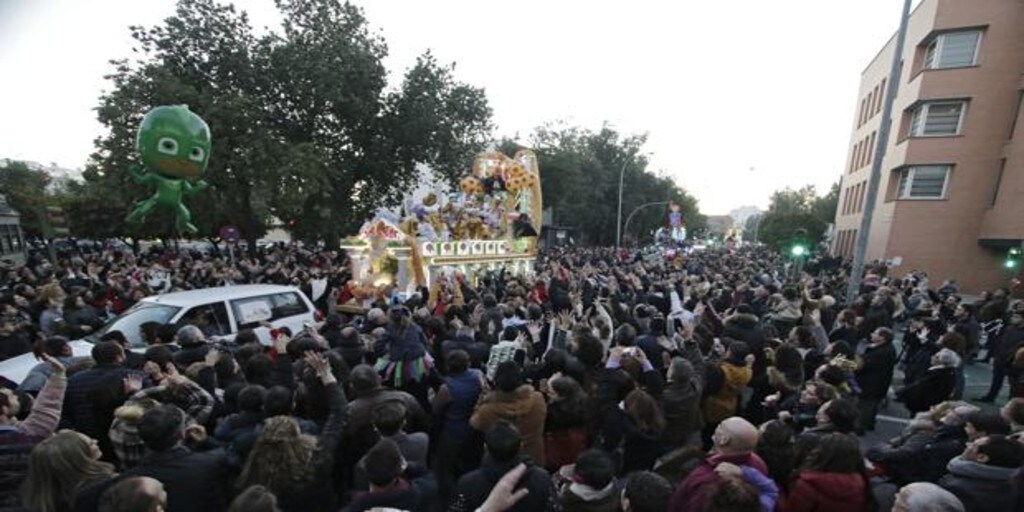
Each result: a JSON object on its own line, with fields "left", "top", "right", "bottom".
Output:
{"left": 791, "top": 245, "right": 807, "bottom": 257}
{"left": 1006, "top": 259, "right": 1019, "bottom": 269}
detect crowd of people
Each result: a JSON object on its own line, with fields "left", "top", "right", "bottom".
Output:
{"left": 1, "top": 241, "right": 1024, "bottom": 512}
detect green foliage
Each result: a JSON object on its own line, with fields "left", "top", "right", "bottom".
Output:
{"left": 0, "top": 160, "right": 52, "bottom": 237}
{"left": 756, "top": 182, "right": 838, "bottom": 251}
{"left": 501, "top": 123, "right": 704, "bottom": 246}
{"left": 82, "top": 0, "right": 492, "bottom": 245}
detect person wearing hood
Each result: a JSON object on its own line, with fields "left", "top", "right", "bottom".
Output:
{"left": 471, "top": 361, "right": 547, "bottom": 464}
{"left": 896, "top": 348, "right": 958, "bottom": 415}
{"left": 939, "top": 435, "right": 1024, "bottom": 512}
{"left": 558, "top": 449, "right": 621, "bottom": 512}
{"left": 780, "top": 433, "right": 877, "bottom": 512}
{"left": 723, "top": 305, "right": 769, "bottom": 422}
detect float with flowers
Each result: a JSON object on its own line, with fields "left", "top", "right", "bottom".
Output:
{"left": 338, "top": 149, "right": 543, "bottom": 309}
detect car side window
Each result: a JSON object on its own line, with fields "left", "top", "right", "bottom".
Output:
{"left": 231, "top": 296, "right": 275, "bottom": 330}
{"left": 230, "top": 293, "right": 309, "bottom": 330}
{"left": 182, "top": 302, "right": 231, "bottom": 337}
{"left": 271, "top": 292, "right": 309, "bottom": 319}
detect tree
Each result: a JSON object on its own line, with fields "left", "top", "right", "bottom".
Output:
{"left": 83, "top": 0, "right": 493, "bottom": 247}
{"left": 504, "top": 123, "right": 704, "bottom": 246}
{"left": 0, "top": 160, "right": 53, "bottom": 237}
{"left": 756, "top": 182, "right": 838, "bottom": 251}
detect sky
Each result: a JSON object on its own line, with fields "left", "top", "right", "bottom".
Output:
{"left": 0, "top": 0, "right": 919, "bottom": 215}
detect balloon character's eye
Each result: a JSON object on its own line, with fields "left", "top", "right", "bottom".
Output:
{"left": 189, "top": 147, "right": 206, "bottom": 162}
{"left": 157, "top": 137, "right": 179, "bottom": 155}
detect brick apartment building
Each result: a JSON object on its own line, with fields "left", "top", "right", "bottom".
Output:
{"left": 833, "top": 0, "right": 1024, "bottom": 292}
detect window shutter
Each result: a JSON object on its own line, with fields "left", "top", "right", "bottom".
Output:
{"left": 938, "top": 32, "right": 980, "bottom": 68}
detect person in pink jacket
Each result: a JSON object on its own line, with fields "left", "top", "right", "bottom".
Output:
{"left": 0, "top": 355, "right": 68, "bottom": 507}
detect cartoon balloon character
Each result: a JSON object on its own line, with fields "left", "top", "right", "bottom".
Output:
{"left": 125, "top": 105, "right": 211, "bottom": 234}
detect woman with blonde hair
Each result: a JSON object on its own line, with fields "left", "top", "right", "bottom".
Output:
{"left": 236, "top": 352, "right": 347, "bottom": 512}
{"left": 22, "top": 430, "right": 115, "bottom": 512}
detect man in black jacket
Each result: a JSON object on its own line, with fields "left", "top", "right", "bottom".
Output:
{"left": 126, "top": 404, "right": 235, "bottom": 512}
{"left": 448, "top": 421, "right": 558, "bottom": 512}
{"left": 979, "top": 306, "right": 1024, "bottom": 402}
{"left": 855, "top": 327, "right": 898, "bottom": 432}
{"left": 62, "top": 341, "right": 131, "bottom": 441}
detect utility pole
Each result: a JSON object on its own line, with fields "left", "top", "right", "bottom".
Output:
{"left": 846, "top": 0, "right": 912, "bottom": 304}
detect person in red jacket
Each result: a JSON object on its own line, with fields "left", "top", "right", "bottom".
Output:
{"left": 668, "top": 416, "right": 767, "bottom": 512}
{"left": 780, "top": 433, "right": 878, "bottom": 512}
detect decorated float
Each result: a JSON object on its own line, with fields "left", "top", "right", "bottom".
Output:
{"left": 339, "top": 150, "right": 543, "bottom": 309}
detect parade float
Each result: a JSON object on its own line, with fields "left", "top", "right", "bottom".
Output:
{"left": 339, "top": 150, "right": 543, "bottom": 309}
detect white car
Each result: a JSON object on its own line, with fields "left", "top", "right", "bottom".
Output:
{"left": 0, "top": 284, "right": 316, "bottom": 385}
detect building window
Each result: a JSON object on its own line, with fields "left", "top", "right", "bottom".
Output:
{"left": 897, "top": 165, "right": 950, "bottom": 199}
{"left": 909, "top": 101, "right": 966, "bottom": 137}
{"left": 924, "top": 31, "right": 981, "bottom": 69}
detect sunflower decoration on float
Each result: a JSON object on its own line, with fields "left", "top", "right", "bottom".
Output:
{"left": 460, "top": 175, "right": 485, "bottom": 196}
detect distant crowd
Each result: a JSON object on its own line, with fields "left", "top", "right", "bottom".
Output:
{"left": 1, "top": 242, "right": 1023, "bottom": 512}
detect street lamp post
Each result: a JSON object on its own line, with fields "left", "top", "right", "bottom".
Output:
{"left": 622, "top": 201, "right": 670, "bottom": 246}
{"left": 615, "top": 159, "right": 629, "bottom": 249}
{"left": 846, "top": 0, "right": 912, "bottom": 304}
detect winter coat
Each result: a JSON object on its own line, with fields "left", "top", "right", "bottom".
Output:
{"left": 544, "top": 398, "right": 589, "bottom": 470}
{"left": 703, "top": 361, "right": 752, "bottom": 424}
{"left": 723, "top": 313, "right": 768, "bottom": 379}
{"left": 345, "top": 387, "right": 430, "bottom": 461}
{"left": 61, "top": 363, "right": 130, "bottom": 440}
{"left": 855, "top": 341, "right": 897, "bottom": 400}
{"left": 120, "top": 446, "right": 235, "bottom": 512}
{"left": 0, "top": 374, "right": 65, "bottom": 508}
{"left": 668, "top": 452, "right": 769, "bottom": 512}
{"left": 599, "top": 407, "right": 666, "bottom": 475}
{"left": 257, "top": 381, "right": 347, "bottom": 512}
{"left": 896, "top": 366, "right": 956, "bottom": 414}
{"left": 915, "top": 425, "right": 969, "bottom": 483}
{"left": 780, "top": 471, "right": 871, "bottom": 512}
{"left": 661, "top": 378, "right": 703, "bottom": 447}
{"left": 865, "top": 420, "right": 938, "bottom": 485}
{"left": 343, "top": 466, "right": 439, "bottom": 512}
{"left": 448, "top": 456, "right": 558, "bottom": 512}
{"left": 939, "top": 456, "right": 1019, "bottom": 512}
{"left": 471, "top": 385, "right": 547, "bottom": 464}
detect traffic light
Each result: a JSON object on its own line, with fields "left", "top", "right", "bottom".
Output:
{"left": 790, "top": 244, "right": 807, "bottom": 257}
{"left": 1006, "top": 247, "right": 1021, "bottom": 270}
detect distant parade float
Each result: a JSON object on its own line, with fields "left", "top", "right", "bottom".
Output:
{"left": 125, "top": 105, "right": 211, "bottom": 235}
{"left": 339, "top": 150, "right": 543, "bottom": 309}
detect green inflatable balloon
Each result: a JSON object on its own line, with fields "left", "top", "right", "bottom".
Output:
{"left": 125, "top": 105, "right": 211, "bottom": 234}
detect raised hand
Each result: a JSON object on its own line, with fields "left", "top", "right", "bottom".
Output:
{"left": 123, "top": 374, "right": 144, "bottom": 395}
{"left": 40, "top": 353, "right": 66, "bottom": 377}
{"left": 478, "top": 463, "right": 531, "bottom": 512}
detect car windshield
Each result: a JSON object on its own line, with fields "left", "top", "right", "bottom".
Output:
{"left": 87, "top": 302, "right": 181, "bottom": 348}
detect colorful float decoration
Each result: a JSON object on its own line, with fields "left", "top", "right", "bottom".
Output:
{"left": 339, "top": 150, "right": 543, "bottom": 309}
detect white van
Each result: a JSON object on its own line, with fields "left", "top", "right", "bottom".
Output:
{"left": 0, "top": 284, "right": 316, "bottom": 385}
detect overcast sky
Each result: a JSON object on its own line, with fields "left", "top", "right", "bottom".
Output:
{"left": 0, "top": 0, "right": 918, "bottom": 215}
